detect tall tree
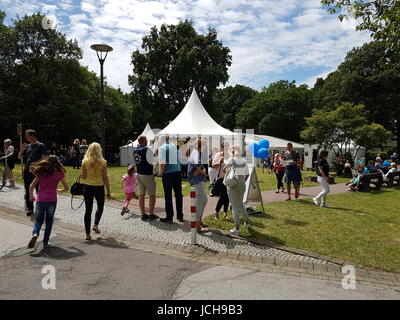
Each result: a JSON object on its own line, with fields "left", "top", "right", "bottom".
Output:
{"left": 236, "top": 81, "right": 312, "bottom": 141}
{"left": 0, "top": 12, "right": 133, "bottom": 150}
{"left": 312, "top": 41, "right": 400, "bottom": 152}
{"left": 129, "top": 20, "right": 232, "bottom": 129}
{"left": 212, "top": 85, "right": 257, "bottom": 130}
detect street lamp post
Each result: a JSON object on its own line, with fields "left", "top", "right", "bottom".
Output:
{"left": 90, "top": 44, "right": 113, "bottom": 156}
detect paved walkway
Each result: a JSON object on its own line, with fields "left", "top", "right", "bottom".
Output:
{"left": 0, "top": 185, "right": 336, "bottom": 266}
{"left": 1, "top": 200, "right": 399, "bottom": 291}
{"left": 106, "top": 182, "right": 349, "bottom": 222}
{"left": 1, "top": 218, "right": 398, "bottom": 300}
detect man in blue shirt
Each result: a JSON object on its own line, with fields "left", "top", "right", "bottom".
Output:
{"left": 158, "top": 136, "right": 184, "bottom": 223}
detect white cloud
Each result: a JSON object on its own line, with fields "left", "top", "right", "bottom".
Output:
{"left": 1, "top": 0, "right": 372, "bottom": 92}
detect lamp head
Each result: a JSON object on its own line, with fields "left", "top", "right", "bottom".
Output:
{"left": 90, "top": 44, "right": 113, "bottom": 53}
{"left": 91, "top": 44, "right": 113, "bottom": 62}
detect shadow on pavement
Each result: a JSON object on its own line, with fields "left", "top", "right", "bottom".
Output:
{"left": 86, "top": 237, "right": 129, "bottom": 249}
{"left": 30, "top": 246, "right": 86, "bottom": 260}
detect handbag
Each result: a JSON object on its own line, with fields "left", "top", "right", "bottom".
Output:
{"left": 209, "top": 163, "right": 223, "bottom": 196}
{"left": 223, "top": 164, "right": 238, "bottom": 188}
{"left": 70, "top": 175, "right": 85, "bottom": 210}
{"left": 209, "top": 178, "right": 224, "bottom": 196}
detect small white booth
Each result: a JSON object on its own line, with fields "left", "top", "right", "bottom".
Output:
{"left": 119, "top": 123, "right": 155, "bottom": 166}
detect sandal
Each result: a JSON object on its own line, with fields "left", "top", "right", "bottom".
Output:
{"left": 92, "top": 225, "right": 100, "bottom": 234}
{"left": 213, "top": 212, "right": 220, "bottom": 220}
{"left": 85, "top": 234, "right": 92, "bottom": 240}
{"left": 197, "top": 227, "right": 209, "bottom": 233}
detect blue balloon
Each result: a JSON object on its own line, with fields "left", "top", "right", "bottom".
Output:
{"left": 383, "top": 160, "right": 390, "bottom": 167}
{"left": 258, "top": 139, "right": 269, "bottom": 149}
{"left": 248, "top": 142, "right": 259, "bottom": 155}
{"left": 256, "top": 148, "right": 269, "bottom": 159}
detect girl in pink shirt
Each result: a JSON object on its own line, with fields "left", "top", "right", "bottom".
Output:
{"left": 28, "top": 155, "right": 69, "bottom": 249}
{"left": 121, "top": 164, "right": 137, "bottom": 215}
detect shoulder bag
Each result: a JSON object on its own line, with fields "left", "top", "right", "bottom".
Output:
{"left": 70, "top": 175, "right": 85, "bottom": 210}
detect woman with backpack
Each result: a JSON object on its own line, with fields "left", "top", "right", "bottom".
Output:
{"left": 223, "top": 145, "right": 250, "bottom": 236}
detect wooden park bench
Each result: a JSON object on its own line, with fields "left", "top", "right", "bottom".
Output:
{"left": 357, "top": 172, "right": 383, "bottom": 191}
{"left": 385, "top": 171, "right": 400, "bottom": 187}
{"left": 305, "top": 175, "right": 335, "bottom": 184}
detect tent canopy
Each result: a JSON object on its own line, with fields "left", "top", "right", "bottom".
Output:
{"left": 119, "top": 123, "right": 155, "bottom": 166}
{"left": 157, "top": 89, "right": 236, "bottom": 137}
{"left": 245, "top": 134, "right": 304, "bottom": 149}
{"left": 120, "top": 123, "right": 155, "bottom": 148}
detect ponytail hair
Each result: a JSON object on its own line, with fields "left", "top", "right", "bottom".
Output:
{"left": 317, "top": 150, "right": 329, "bottom": 161}
{"left": 30, "top": 155, "right": 66, "bottom": 177}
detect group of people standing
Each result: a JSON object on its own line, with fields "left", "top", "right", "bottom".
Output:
{"left": 131, "top": 136, "right": 251, "bottom": 235}
{"left": 8, "top": 128, "right": 368, "bottom": 248}
{"left": 8, "top": 129, "right": 110, "bottom": 247}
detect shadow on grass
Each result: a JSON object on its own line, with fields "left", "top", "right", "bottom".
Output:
{"left": 246, "top": 228, "right": 286, "bottom": 246}
{"left": 332, "top": 207, "right": 370, "bottom": 215}
{"left": 283, "top": 218, "right": 309, "bottom": 227}
{"left": 295, "top": 199, "right": 314, "bottom": 206}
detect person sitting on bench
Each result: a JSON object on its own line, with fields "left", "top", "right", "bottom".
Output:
{"left": 384, "top": 162, "right": 398, "bottom": 181}
{"left": 346, "top": 165, "right": 369, "bottom": 192}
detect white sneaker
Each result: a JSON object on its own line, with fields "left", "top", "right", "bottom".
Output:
{"left": 312, "top": 197, "right": 319, "bottom": 206}
{"left": 320, "top": 203, "right": 330, "bottom": 208}
{"left": 229, "top": 228, "right": 240, "bottom": 236}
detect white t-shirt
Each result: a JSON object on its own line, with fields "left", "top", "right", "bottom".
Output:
{"left": 5, "top": 145, "right": 14, "bottom": 157}
{"left": 212, "top": 152, "right": 227, "bottom": 179}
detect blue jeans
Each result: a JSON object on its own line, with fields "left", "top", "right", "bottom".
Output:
{"left": 32, "top": 202, "right": 57, "bottom": 245}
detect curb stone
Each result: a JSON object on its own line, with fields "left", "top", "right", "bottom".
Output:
{"left": 1, "top": 206, "right": 400, "bottom": 289}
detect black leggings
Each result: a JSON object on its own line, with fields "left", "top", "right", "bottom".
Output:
{"left": 275, "top": 171, "right": 285, "bottom": 189}
{"left": 83, "top": 185, "right": 105, "bottom": 234}
{"left": 216, "top": 184, "right": 229, "bottom": 213}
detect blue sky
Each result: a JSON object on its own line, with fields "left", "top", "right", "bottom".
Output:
{"left": 1, "top": 0, "right": 371, "bottom": 92}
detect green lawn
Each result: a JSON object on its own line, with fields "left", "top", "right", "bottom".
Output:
{"left": 205, "top": 187, "right": 400, "bottom": 272}
{"left": 12, "top": 164, "right": 199, "bottom": 200}
{"left": 12, "top": 164, "right": 347, "bottom": 201}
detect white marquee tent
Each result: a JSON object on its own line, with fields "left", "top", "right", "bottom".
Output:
{"left": 158, "top": 89, "right": 236, "bottom": 137}
{"left": 245, "top": 134, "right": 304, "bottom": 150}
{"left": 119, "top": 123, "right": 156, "bottom": 166}
{"left": 155, "top": 89, "right": 239, "bottom": 151}
{"left": 244, "top": 134, "right": 304, "bottom": 166}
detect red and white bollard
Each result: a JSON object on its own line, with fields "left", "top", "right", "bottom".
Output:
{"left": 190, "top": 187, "right": 197, "bottom": 245}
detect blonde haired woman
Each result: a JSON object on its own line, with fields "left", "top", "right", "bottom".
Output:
{"left": 223, "top": 145, "right": 250, "bottom": 236}
{"left": 81, "top": 143, "right": 111, "bottom": 240}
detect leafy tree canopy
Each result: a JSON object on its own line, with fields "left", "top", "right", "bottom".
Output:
{"left": 129, "top": 19, "right": 232, "bottom": 129}
{"left": 301, "top": 102, "right": 391, "bottom": 159}
{"left": 236, "top": 80, "right": 312, "bottom": 141}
